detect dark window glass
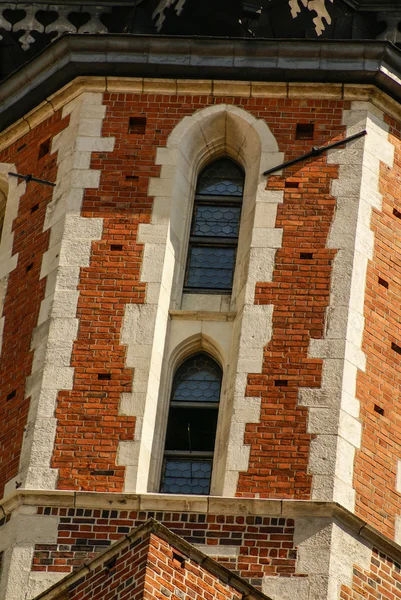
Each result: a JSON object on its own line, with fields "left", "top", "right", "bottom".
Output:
{"left": 160, "top": 353, "right": 222, "bottom": 495}
{"left": 184, "top": 158, "right": 244, "bottom": 293}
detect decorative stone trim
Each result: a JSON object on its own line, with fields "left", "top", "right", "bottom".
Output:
{"left": 300, "top": 102, "right": 394, "bottom": 510}
{"left": 4, "top": 92, "right": 115, "bottom": 497}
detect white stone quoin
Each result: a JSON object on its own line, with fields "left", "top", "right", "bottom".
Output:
{"left": 300, "top": 103, "right": 394, "bottom": 511}
{"left": 2, "top": 92, "right": 115, "bottom": 498}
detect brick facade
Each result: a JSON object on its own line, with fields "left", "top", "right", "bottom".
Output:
{"left": 1, "top": 79, "right": 401, "bottom": 600}
{"left": 45, "top": 93, "right": 347, "bottom": 496}
{"left": 41, "top": 521, "right": 253, "bottom": 600}
{"left": 341, "top": 548, "right": 401, "bottom": 600}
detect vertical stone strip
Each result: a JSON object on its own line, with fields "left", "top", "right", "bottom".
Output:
{"left": 222, "top": 187, "right": 284, "bottom": 497}
{"left": 0, "top": 165, "right": 24, "bottom": 359}
{"left": 300, "top": 102, "right": 394, "bottom": 510}
{"left": 5, "top": 92, "right": 115, "bottom": 494}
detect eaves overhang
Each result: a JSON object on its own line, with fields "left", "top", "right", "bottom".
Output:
{"left": 2, "top": 35, "right": 401, "bottom": 132}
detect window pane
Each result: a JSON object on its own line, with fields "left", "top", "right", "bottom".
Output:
{"left": 197, "top": 158, "right": 244, "bottom": 196}
{"left": 160, "top": 459, "right": 212, "bottom": 495}
{"left": 186, "top": 246, "right": 236, "bottom": 290}
{"left": 192, "top": 205, "right": 241, "bottom": 238}
{"left": 172, "top": 354, "right": 222, "bottom": 403}
{"left": 165, "top": 407, "right": 219, "bottom": 452}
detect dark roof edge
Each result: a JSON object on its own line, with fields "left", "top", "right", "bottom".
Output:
{"left": 1, "top": 35, "right": 401, "bottom": 131}
{"left": 32, "top": 518, "right": 272, "bottom": 600}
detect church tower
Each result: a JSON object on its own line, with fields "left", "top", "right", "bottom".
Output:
{"left": 1, "top": 2, "right": 401, "bottom": 599}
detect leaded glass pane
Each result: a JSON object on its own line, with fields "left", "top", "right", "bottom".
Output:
{"left": 172, "top": 354, "right": 222, "bottom": 403}
{"left": 160, "top": 459, "right": 212, "bottom": 494}
{"left": 192, "top": 205, "right": 241, "bottom": 238}
{"left": 186, "top": 246, "right": 236, "bottom": 290}
{"left": 196, "top": 158, "right": 244, "bottom": 196}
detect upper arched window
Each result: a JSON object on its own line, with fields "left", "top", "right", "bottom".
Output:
{"left": 160, "top": 353, "right": 222, "bottom": 495}
{"left": 184, "top": 158, "right": 244, "bottom": 293}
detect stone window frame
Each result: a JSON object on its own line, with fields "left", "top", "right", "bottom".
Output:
{"left": 120, "top": 104, "right": 284, "bottom": 496}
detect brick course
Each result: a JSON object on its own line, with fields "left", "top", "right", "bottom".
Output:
{"left": 32, "top": 507, "right": 297, "bottom": 589}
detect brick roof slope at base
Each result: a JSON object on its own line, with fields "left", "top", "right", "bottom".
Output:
{"left": 32, "top": 519, "right": 272, "bottom": 600}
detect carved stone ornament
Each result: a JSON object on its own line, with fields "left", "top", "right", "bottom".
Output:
{"left": 0, "top": 0, "right": 336, "bottom": 49}
{"left": 151, "top": 0, "right": 335, "bottom": 36}
{"left": 0, "top": 3, "right": 111, "bottom": 49}
{"left": 289, "top": 0, "right": 335, "bottom": 35}
{"left": 152, "top": 0, "right": 187, "bottom": 32}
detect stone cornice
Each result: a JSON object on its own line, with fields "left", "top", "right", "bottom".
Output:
{"left": 2, "top": 37, "right": 401, "bottom": 134}
{"left": 1, "top": 490, "right": 401, "bottom": 565}
{"left": 1, "top": 76, "right": 401, "bottom": 155}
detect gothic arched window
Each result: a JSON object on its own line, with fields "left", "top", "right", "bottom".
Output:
{"left": 160, "top": 353, "right": 222, "bottom": 495}
{"left": 184, "top": 158, "right": 244, "bottom": 293}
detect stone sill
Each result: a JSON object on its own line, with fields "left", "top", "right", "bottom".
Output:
{"left": 169, "top": 310, "right": 236, "bottom": 321}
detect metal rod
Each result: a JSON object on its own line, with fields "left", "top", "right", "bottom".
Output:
{"left": 263, "top": 130, "right": 367, "bottom": 177}
{"left": 8, "top": 172, "right": 56, "bottom": 187}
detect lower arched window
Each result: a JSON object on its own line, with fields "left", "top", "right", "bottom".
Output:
{"left": 160, "top": 353, "right": 222, "bottom": 495}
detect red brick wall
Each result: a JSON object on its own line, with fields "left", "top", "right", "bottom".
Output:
{"left": 64, "top": 528, "right": 243, "bottom": 600}
{"left": 341, "top": 548, "right": 401, "bottom": 600}
{"left": 240, "top": 100, "right": 345, "bottom": 498}
{"left": 144, "top": 533, "right": 242, "bottom": 600}
{"left": 354, "top": 119, "right": 401, "bottom": 539}
{"left": 66, "top": 531, "right": 149, "bottom": 600}
{"left": 32, "top": 507, "right": 298, "bottom": 589}
{"left": 0, "top": 111, "right": 68, "bottom": 498}
{"left": 49, "top": 93, "right": 347, "bottom": 496}
{"left": 243, "top": 157, "right": 339, "bottom": 498}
